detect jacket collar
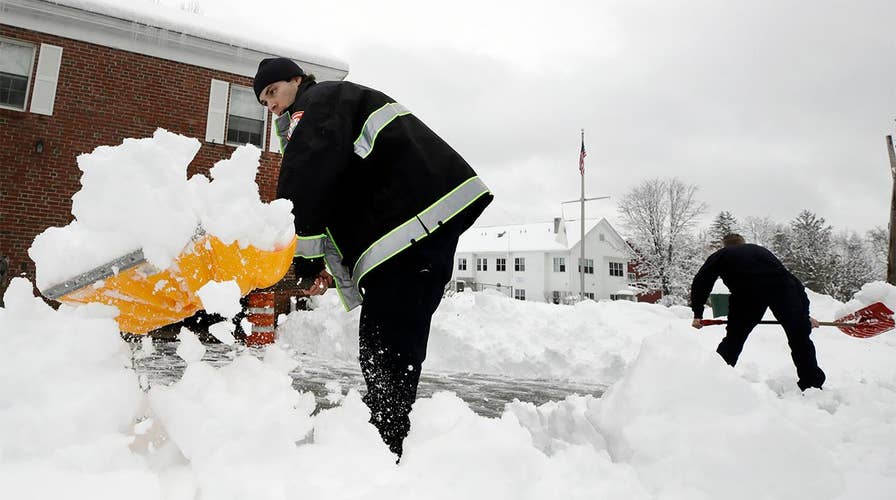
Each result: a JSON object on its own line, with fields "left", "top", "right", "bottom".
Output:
{"left": 285, "top": 78, "right": 316, "bottom": 115}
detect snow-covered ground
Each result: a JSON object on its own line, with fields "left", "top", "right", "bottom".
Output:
{"left": 1, "top": 277, "right": 894, "bottom": 499}
{"left": 2, "top": 130, "right": 894, "bottom": 498}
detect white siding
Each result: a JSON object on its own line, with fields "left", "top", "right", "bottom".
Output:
{"left": 453, "top": 219, "right": 632, "bottom": 303}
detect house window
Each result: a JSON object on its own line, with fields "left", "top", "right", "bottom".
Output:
{"left": 514, "top": 257, "right": 526, "bottom": 272}
{"left": 552, "top": 291, "right": 561, "bottom": 304}
{"left": 496, "top": 258, "right": 506, "bottom": 271}
{"left": 628, "top": 272, "right": 637, "bottom": 281}
{"left": 457, "top": 258, "right": 467, "bottom": 271}
{"left": 578, "top": 258, "right": 594, "bottom": 274}
{"left": 609, "top": 262, "right": 624, "bottom": 277}
{"left": 227, "top": 85, "right": 266, "bottom": 147}
{"left": 477, "top": 257, "right": 488, "bottom": 271}
{"left": 514, "top": 289, "right": 526, "bottom": 300}
{"left": 552, "top": 257, "right": 565, "bottom": 273}
{"left": 0, "top": 39, "right": 34, "bottom": 110}
{"left": 583, "top": 292, "right": 595, "bottom": 300}
{"left": 599, "top": 233, "right": 606, "bottom": 241}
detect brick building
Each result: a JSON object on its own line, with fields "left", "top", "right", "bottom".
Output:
{"left": 0, "top": 0, "right": 348, "bottom": 299}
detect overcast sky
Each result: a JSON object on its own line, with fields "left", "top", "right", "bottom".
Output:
{"left": 148, "top": 0, "right": 895, "bottom": 234}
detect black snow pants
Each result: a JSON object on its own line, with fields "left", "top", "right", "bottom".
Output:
{"left": 357, "top": 222, "right": 462, "bottom": 457}
{"left": 718, "top": 278, "right": 826, "bottom": 391}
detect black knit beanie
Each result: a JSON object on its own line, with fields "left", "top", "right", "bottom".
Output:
{"left": 253, "top": 57, "right": 305, "bottom": 102}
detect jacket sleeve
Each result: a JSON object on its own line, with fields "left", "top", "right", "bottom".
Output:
{"left": 690, "top": 249, "right": 724, "bottom": 319}
{"left": 276, "top": 90, "right": 354, "bottom": 240}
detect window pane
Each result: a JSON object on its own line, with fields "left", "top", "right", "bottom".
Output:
{"left": 227, "top": 115, "right": 264, "bottom": 147}
{"left": 0, "top": 41, "right": 32, "bottom": 76}
{"left": 229, "top": 86, "right": 265, "bottom": 120}
{"left": 0, "top": 74, "right": 27, "bottom": 108}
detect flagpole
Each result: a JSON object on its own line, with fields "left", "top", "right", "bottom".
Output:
{"left": 580, "top": 129, "right": 585, "bottom": 301}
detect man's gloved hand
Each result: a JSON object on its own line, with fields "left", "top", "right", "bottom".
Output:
{"left": 691, "top": 318, "right": 704, "bottom": 329}
{"left": 302, "top": 270, "right": 333, "bottom": 296}
{"left": 294, "top": 256, "right": 325, "bottom": 281}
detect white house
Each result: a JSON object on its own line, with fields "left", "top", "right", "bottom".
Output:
{"left": 452, "top": 217, "right": 634, "bottom": 303}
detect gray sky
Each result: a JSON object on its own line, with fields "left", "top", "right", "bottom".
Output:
{"left": 154, "top": 0, "right": 895, "bottom": 234}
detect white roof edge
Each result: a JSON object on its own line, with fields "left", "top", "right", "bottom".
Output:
{"left": 595, "top": 218, "right": 636, "bottom": 254}
{"left": 2, "top": 0, "right": 349, "bottom": 79}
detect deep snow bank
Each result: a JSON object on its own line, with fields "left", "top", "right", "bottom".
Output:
{"left": 1, "top": 279, "right": 895, "bottom": 499}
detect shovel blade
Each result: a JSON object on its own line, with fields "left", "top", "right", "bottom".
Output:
{"left": 834, "top": 302, "right": 895, "bottom": 338}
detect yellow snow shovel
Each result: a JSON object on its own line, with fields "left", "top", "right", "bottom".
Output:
{"left": 40, "top": 230, "right": 296, "bottom": 334}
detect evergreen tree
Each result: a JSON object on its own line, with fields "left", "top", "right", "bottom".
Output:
{"left": 866, "top": 226, "right": 888, "bottom": 280}
{"left": 743, "top": 216, "right": 784, "bottom": 248}
{"left": 778, "top": 210, "right": 837, "bottom": 294}
{"left": 708, "top": 211, "right": 739, "bottom": 248}
{"left": 828, "top": 232, "right": 876, "bottom": 301}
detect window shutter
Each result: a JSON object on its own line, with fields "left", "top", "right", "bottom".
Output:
{"left": 205, "top": 79, "right": 229, "bottom": 143}
{"left": 29, "top": 44, "right": 63, "bottom": 116}
{"left": 268, "top": 113, "right": 281, "bottom": 153}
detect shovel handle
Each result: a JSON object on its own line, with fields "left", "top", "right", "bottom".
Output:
{"left": 699, "top": 302, "right": 893, "bottom": 338}
{"left": 699, "top": 320, "right": 862, "bottom": 328}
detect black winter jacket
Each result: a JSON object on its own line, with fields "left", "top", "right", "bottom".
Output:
{"left": 276, "top": 79, "right": 492, "bottom": 282}
{"left": 689, "top": 243, "right": 804, "bottom": 318}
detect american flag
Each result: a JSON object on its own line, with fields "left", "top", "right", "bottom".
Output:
{"left": 579, "top": 132, "right": 587, "bottom": 176}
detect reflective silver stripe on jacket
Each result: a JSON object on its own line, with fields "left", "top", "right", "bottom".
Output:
{"left": 275, "top": 113, "right": 290, "bottom": 154}
{"left": 294, "top": 234, "right": 363, "bottom": 311}
{"left": 353, "top": 102, "right": 411, "bottom": 158}
{"left": 295, "top": 235, "right": 326, "bottom": 259}
{"left": 323, "top": 238, "right": 363, "bottom": 311}
{"left": 351, "top": 176, "right": 490, "bottom": 289}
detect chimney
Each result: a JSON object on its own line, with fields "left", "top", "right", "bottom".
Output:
{"left": 553, "top": 217, "right": 561, "bottom": 234}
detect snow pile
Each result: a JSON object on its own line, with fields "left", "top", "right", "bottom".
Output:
{"left": 196, "top": 280, "right": 242, "bottom": 318}
{"left": 29, "top": 129, "right": 294, "bottom": 290}
{"left": 595, "top": 331, "right": 841, "bottom": 500}
{"left": 149, "top": 343, "right": 317, "bottom": 499}
{"left": 282, "top": 284, "right": 896, "bottom": 389}
{"left": 0, "top": 277, "right": 159, "bottom": 497}
{"left": 836, "top": 280, "right": 896, "bottom": 318}
{"left": 2, "top": 275, "right": 896, "bottom": 498}
{"left": 281, "top": 290, "right": 694, "bottom": 383}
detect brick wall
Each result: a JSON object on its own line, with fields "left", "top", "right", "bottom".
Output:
{"left": 0, "top": 25, "right": 283, "bottom": 298}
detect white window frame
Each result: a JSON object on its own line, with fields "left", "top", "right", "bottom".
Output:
{"left": 225, "top": 84, "right": 267, "bottom": 149}
{"left": 578, "top": 258, "right": 594, "bottom": 274}
{"left": 514, "top": 289, "right": 526, "bottom": 301}
{"left": 514, "top": 257, "right": 526, "bottom": 272}
{"left": 476, "top": 257, "right": 487, "bottom": 271}
{"left": 496, "top": 258, "right": 506, "bottom": 272}
{"left": 552, "top": 257, "right": 565, "bottom": 273}
{"left": 0, "top": 37, "right": 36, "bottom": 112}
{"left": 609, "top": 261, "right": 624, "bottom": 277}
{"left": 457, "top": 258, "right": 467, "bottom": 271}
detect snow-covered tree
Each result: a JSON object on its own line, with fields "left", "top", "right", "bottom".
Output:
{"left": 776, "top": 210, "right": 838, "bottom": 294}
{"left": 742, "top": 216, "right": 784, "bottom": 248}
{"left": 618, "top": 178, "right": 708, "bottom": 301}
{"left": 866, "top": 226, "right": 888, "bottom": 280}
{"left": 180, "top": 1, "right": 202, "bottom": 14}
{"left": 708, "top": 211, "right": 739, "bottom": 249}
{"left": 827, "top": 232, "right": 876, "bottom": 301}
